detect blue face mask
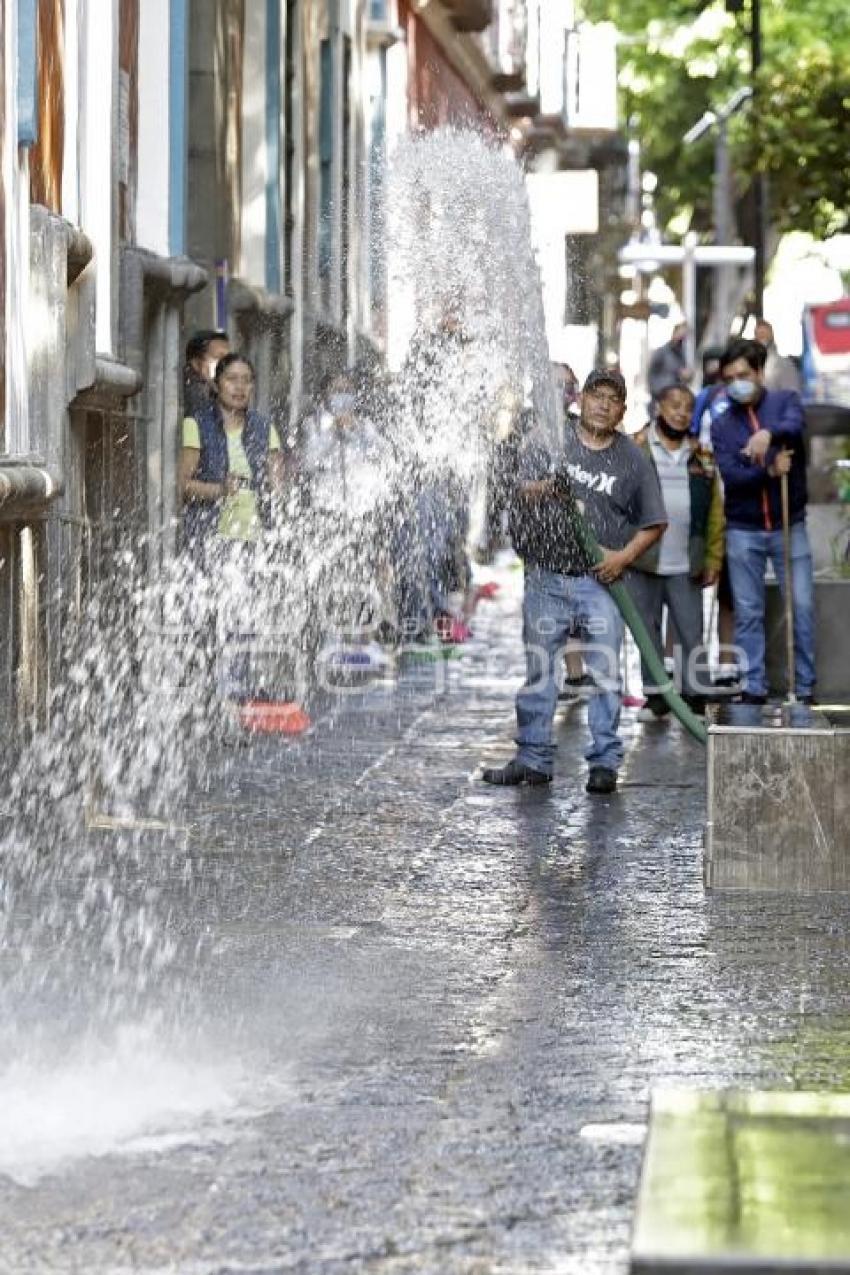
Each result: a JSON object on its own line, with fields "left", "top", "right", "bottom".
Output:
{"left": 727, "top": 378, "right": 759, "bottom": 404}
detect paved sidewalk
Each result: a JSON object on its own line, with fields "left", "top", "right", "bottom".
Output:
{"left": 2, "top": 576, "right": 850, "bottom": 1273}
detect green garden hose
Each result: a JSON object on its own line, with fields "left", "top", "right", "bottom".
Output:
{"left": 571, "top": 506, "right": 708, "bottom": 746}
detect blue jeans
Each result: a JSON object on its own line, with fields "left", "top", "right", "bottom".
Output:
{"left": 391, "top": 485, "right": 469, "bottom": 638}
{"left": 626, "top": 570, "right": 706, "bottom": 697}
{"left": 418, "top": 484, "right": 471, "bottom": 614}
{"left": 515, "top": 569, "right": 625, "bottom": 775}
{"left": 725, "top": 522, "right": 816, "bottom": 697}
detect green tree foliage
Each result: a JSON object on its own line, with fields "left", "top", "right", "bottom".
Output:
{"left": 580, "top": 0, "right": 850, "bottom": 240}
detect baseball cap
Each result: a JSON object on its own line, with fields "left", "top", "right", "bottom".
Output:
{"left": 582, "top": 368, "right": 627, "bottom": 400}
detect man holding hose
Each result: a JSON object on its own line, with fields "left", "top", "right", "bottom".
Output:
{"left": 482, "top": 369, "right": 667, "bottom": 795}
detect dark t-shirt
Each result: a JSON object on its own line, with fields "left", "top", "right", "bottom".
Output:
{"left": 510, "top": 424, "right": 667, "bottom": 575}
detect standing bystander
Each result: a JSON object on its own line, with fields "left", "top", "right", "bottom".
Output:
{"left": 629, "top": 384, "right": 724, "bottom": 720}
{"left": 178, "top": 353, "right": 286, "bottom": 701}
{"left": 183, "top": 329, "right": 231, "bottom": 420}
{"left": 648, "top": 320, "right": 693, "bottom": 407}
{"left": 482, "top": 369, "right": 667, "bottom": 795}
{"left": 709, "top": 338, "right": 815, "bottom": 703}
{"left": 753, "top": 318, "right": 803, "bottom": 394}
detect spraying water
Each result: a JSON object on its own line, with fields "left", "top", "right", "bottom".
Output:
{"left": 386, "top": 128, "right": 560, "bottom": 474}
{"left": 0, "top": 129, "right": 559, "bottom": 1178}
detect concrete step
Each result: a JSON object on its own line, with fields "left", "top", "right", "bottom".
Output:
{"left": 631, "top": 1088, "right": 850, "bottom": 1273}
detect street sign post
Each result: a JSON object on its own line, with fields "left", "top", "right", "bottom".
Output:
{"left": 618, "top": 241, "right": 756, "bottom": 369}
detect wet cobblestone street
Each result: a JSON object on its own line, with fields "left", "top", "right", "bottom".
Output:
{"left": 3, "top": 580, "right": 850, "bottom": 1274}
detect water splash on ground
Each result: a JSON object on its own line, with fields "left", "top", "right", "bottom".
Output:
{"left": 0, "top": 128, "right": 558, "bottom": 1173}
{"left": 0, "top": 1020, "right": 248, "bottom": 1185}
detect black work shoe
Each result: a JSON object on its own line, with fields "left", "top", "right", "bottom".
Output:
{"left": 481, "top": 759, "right": 552, "bottom": 787}
{"left": 637, "top": 694, "right": 670, "bottom": 723}
{"left": 738, "top": 691, "right": 767, "bottom": 705}
{"left": 564, "top": 673, "right": 596, "bottom": 695}
{"left": 586, "top": 766, "right": 618, "bottom": 795}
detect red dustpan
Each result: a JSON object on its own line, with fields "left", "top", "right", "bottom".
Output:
{"left": 474, "top": 581, "right": 500, "bottom": 603}
{"left": 238, "top": 701, "right": 311, "bottom": 735}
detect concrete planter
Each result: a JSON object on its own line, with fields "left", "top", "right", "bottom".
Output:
{"left": 705, "top": 705, "right": 850, "bottom": 893}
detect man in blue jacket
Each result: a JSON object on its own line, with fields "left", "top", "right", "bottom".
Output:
{"left": 710, "top": 338, "right": 815, "bottom": 703}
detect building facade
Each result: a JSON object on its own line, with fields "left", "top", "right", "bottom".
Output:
{"left": 518, "top": 0, "right": 627, "bottom": 377}
{"left": 0, "top": 0, "right": 622, "bottom": 728}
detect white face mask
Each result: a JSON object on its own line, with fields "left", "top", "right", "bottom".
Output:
{"left": 207, "top": 359, "right": 220, "bottom": 381}
{"left": 727, "top": 378, "right": 759, "bottom": 404}
{"left": 328, "top": 392, "right": 356, "bottom": 416}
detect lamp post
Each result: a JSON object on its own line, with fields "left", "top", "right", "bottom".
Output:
{"left": 724, "top": 0, "right": 767, "bottom": 310}
{"left": 751, "top": 0, "right": 766, "bottom": 312}
{"left": 682, "top": 87, "right": 752, "bottom": 347}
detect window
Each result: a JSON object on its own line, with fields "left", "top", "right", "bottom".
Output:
{"left": 117, "top": 0, "right": 139, "bottom": 243}
{"left": 341, "top": 35, "right": 351, "bottom": 320}
{"left": 265, "top": 0, "right": 282, "bottom": 293}
{"left": 17, "top": 0, "right": 38, "bottom": 146}
{"left": 368, "top": 48, "right": 387, "bottom": 316}
{"left": 29, "top": 0, "right": 66, "bottom": 212}
{"left": 318, "top": 37, "right": 334, "bottom": 299}
{"left": 283, "top": 0, "right": 298, "bottom": 296}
